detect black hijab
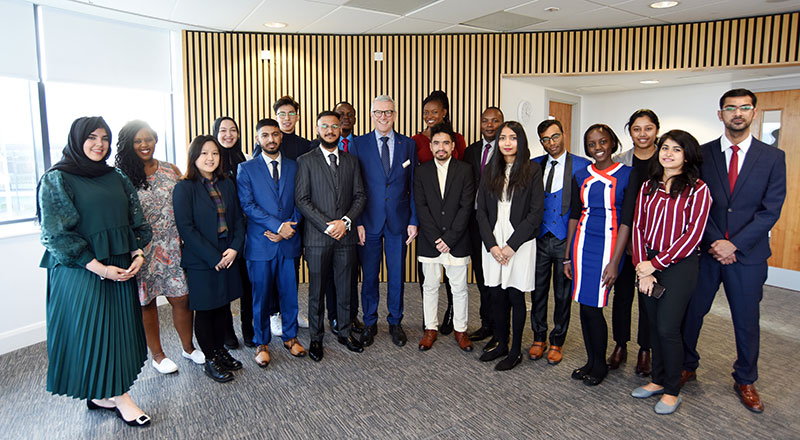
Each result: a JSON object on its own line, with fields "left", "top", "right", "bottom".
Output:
{"left": 212, "top": 117, "right": 246, "bottom": 180}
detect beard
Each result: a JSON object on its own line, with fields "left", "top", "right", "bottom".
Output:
{"left": 260, "top": 142, "right": 279, "bottom": 154}
{"left": 320, "top": 137, "right": 338, "bottom": 149}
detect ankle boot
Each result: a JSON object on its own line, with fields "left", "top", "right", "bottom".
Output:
{"left": 607, "top": 344, "right": 627, "bottom": 370}
{"left": 204, "top": 356, "right": 234, "bottom": 383}
{"left": 635, "top": 348, "right": 652, "bottom": 377}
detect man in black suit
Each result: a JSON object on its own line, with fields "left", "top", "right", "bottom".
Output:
{"left": 414, "top": 124, "right": 475, "bottom": 352}
{"left": 462, "top": 106, "right": 504, "bottom": 349}
{"left": 295, "top": 111, "right": 367, "bottom": 361}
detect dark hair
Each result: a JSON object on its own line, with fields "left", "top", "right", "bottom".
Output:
{"left": 484, "top": 121, "right": 534, "bottom": 200}
{"left": 483, "top": 106, "right": 504, "bottom": 118}
{"left": 256, "top": 118, "right": 280, "bottom": 131}
{"left": 645, "top": 130, "right": 702, "bottom": 199}
{"left": 719, "top": 88, "right": 757, "bottom": 109}
{"left": 583, "top": 124, "right": 621, "bottom": 157}
{"left": 537, "top": 119, "right": 563, "bottom": 136}
{"left": 184, "top": 135, "right": 225, "bottom": 181}
{"left": 422, "top": 90, "right": 452, "bottom": 125}
{"left": 273, "top": 95, "right": 300, "bottom": 113}
{"left": 333, "top": 101, "right": 353, "bottom": 110}
{"left": 115, "top": 120, "right": 158, "bottom": 190}
{"left": 317, "top": 110, "right": 340, "bottom": 121}
{"left": 625, "top": 109, "right": 660, "bottom": 133}
{"left": 430, "top": 123, "right": 455, "bottom": 143}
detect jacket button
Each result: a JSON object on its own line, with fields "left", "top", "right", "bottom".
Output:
{"left": 727, "top": 208, "right": 733, "bottom": 212}
{"left": 442, "top": 227, "right": 447, "bottom": 231}
{"left": 441, "top": 211, "right": 445, "bottom": 216}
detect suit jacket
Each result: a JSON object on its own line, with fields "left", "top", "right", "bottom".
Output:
{"left": 173, "top": 177, "right": 245, "bottom": 269}
{"left": 476, "top": 164, "right": 545, "bottom": 252}
{"left": 413, "top": 159, "right": 475, "bottom": 258}
{"left": 464, "top": 139, "right": 491, "bottom": 200}
{"left": 237, "top": 156, "right": 302, "bottom": 261}
{"left": 532, "top": 152, "right": 591, "bottom": 216}
{"left": 350, "top": 130, "right": 418, "bottom": 235}
{"left": 295, "top": 147, "right": 366, "bottom": 247}
{"left": 700, "top": 137, "right": 786, "bottom": 264}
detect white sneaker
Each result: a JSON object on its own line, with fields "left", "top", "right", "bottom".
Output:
{"left": 181, "top": 349, "right": 206, "bottom": 364}
{"left": 297, "top": 312, "right": 309, "bottom": 329}
{"left": 270, "top": 313, "right": 283, "bottom": 336}
{"left": 152, "top": 357, "right": 178, "bottom": 374}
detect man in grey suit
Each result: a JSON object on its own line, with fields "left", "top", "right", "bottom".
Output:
{"left": 295, "top": 111, "right": 367, "bottom": 361}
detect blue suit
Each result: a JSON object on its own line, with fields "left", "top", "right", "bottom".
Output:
{"left": 350, "top": 130, "right": 418, "bottom": 326}
{"left": 682, "top": 137, "right": 786, "bottom": 385}
{"left": 237, "top": 155, "right": 302, "bottom": 345}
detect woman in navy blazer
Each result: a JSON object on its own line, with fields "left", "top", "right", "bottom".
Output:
{"left": 173, "top": 135, "right": 245, "bottom": 383}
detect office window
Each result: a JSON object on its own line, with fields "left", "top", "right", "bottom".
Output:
{"left": 0, "top": 76, "right": 40, "bottom": 223}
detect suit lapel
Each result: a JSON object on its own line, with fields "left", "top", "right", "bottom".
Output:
{"left": 709, "top": 139, "right": 732, "bottom": 200}
{"left": 562, "top": 154, "right": 573, "bottom": 215}
{"left": 256, "top": 158, "right": 279, "bottom": 198}
{"left": 389, "top": 132, "right": 404, "bottom": 180}
{"left": 278, "top": 160, "right": 288, "bottom": 197}
{"left": 441, "top": 160, "right": 455, "bottom": 202}
{"left": 731, "top": 141, "right": 762, "bottom": 200}
{"left": 314, "top": 148, "right": 337, "bottom": 192}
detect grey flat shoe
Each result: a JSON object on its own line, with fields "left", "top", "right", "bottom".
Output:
{"left": 654, "top": 396, "right": 682, "bottom": 414}
{"left": 632, "top": 386, "right": 665, "bottom": 399}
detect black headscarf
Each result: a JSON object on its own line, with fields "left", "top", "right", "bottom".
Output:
{"left": 212, "top": 116, "right": 246, "bottom": 180}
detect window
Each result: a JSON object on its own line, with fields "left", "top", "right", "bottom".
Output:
{"left": 0, "top": 76, "right": 40, "bottom": 223}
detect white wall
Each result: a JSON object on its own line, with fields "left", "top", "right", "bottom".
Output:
{"left": 499, "top": 77, "right": 549, "bottom": 158}
{"left": 0, "top": 232, "right": 47, "bottom": 354}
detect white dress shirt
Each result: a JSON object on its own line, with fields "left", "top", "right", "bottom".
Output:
{"left": 542, "top": 151, "right": 566, "bottom": 193}
{"left": 721, "top": 133, "right": 752, "bottom": 174}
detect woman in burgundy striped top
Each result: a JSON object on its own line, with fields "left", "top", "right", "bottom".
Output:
{"left": 630, "top": 130, "right": 712, "bottom": 415}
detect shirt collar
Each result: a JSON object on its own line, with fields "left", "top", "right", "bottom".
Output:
{"left": 261, "top": 151, "right": 281, "bottom": 167}
{"left": 482, "top": 137, "right": 496, "bottom": 148}
{"left": 434, "top": 157, "right": 451, "bottom": 172}
{"left": 375, "top": 130, "right": 395, "bottom": 144}
{"left": 547, "top": 151, "right": 567, "bottom": 166}
{"left": 319, "top": 144, "right": 339, "bottom": 161}
{"left": 721, "top": 133, "right": 753, "bottom": 154}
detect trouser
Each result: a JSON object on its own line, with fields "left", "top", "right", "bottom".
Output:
{"left": 248, "top": 257, "right": 299, "bottom": 346}
{"left": 580, "top": 303, "right": 608, "bottom": 378}
{"left": 196, "top": 305, "right": 230, "bottom": 354}
{"left": 490, "top": 286, "right": 526, "bottom": 356}
{"left": 360, "top": 229, "right": 406, "bottom": 326}
{"left": 306, "top": 244, "right": 356, "bottom": 342}
{"left": 611, "top": 254, "right": 651, "bottom": 350}
{"left": 421, "top": 261, "right": 468, "bottom": 332}
{"left": 469, "top": 216, "right": 492, "bottom": 329}
{"left": 418, "top": 261, "right": 453, "bottom": 313}
{"left": 225, "top": 261, "right": 254, "bottom": 341}
{"left": 530, "top": 232, "right": 571, "bottom": 346}
{"left": 324, "top": 254, "right": 360, "bottom": 323}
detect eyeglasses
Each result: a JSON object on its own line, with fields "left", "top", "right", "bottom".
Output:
{"left": 276, "top": 111, "right": 297, "bottom": 118}
{"left": 539, "top": 133, "right": 562, "bottom": 144}
{"left": 722, "top": 105, "right": 754, "bottom": 113}
{"left": 318, "top": 123, "right": 340, "bottom": 130}
{"left": 372, "top": 110, "right": 395, "bottom": 117}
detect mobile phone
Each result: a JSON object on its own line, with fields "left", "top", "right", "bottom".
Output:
{"left": 651, "top": 283, "right": 666, "bottom": 299}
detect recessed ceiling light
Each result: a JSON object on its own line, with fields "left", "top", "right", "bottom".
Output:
{"left": 649, "top": 1, "right": 679, "bottom": 8}
{"left": 263, "top": 22, "right": 287, "bottom": 28}
{"left": 544, "top": 7, "right": 559, "bottom": 13}
{"left": 640, "top": 79, "right": 660, "bottom": 84}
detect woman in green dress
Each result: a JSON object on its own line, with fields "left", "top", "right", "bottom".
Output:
{"left": 37, "top": 116, "right": 153, "bottom": 427}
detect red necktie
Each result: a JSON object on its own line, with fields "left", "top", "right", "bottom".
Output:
{"left": 342, "top": 138, "right": 349, "bottom": 152}
{"left": 728, "top": 145, "right": 740, "bottom": 194}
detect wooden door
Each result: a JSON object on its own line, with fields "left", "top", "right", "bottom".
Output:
{"left": 549, "top": 101, "right": 573, "bottom": 153}
{"left": 752, "top": 89, "right": 800, "bottom": 271}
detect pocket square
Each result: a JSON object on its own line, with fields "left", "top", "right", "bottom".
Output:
{"left": 402, "top": 159, "right": 411, "bottom": 168}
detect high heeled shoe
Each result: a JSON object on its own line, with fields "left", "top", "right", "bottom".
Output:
{"left": 114, "top": 407, "right": 151, "bottom": 427}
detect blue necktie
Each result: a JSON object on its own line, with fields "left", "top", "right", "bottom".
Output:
{"left": 381, "top": 136, "right": 390, "bottom": 176}
{"left": 271, "top": 160, "right": 279, "bottom": 185}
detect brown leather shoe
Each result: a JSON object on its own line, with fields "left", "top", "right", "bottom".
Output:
{"left": 607, "top": 344, "right": 627, "bottom": 369}
{"left": 679, "top": 370, "right": 696, "bottom": 387}
{"left": 635, "top": 349, "right": 652, "bottom": 377}
{"left": 528, "top": 341, "right": 547, "bottom": 360}
{"left": 454, "top": 331, "right": 473, "bottom": 352}
{"left": 546, "top": 345, "right": 563, "bottom": 365}
{"left": 734, "top": 384, "right": 764, "bottom": 413}
{"left": 283, "top": 338, "right": 307, "bottom": 357}
{"left": 419, "top": 330, "right": 437, "bottom": 351}
{"left": 255, "top": 345, "right": 270, "bottom": 368}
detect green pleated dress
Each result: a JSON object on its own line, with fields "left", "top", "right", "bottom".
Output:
{"left": 39, "top": 169, "right": 153, "bottom": 400}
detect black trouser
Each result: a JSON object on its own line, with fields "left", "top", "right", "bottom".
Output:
{"left": 490, "top": 286, "right": 526, "bottom": 356}
{"left": 469, "top": 215, "right": 492, "bottom": 329}
{"left": 531, "top": 232, "right": 571, "bottom": 346}
{"left": 306, "top": 244, "right": 355, "bottom": 342}
{"left": 580, "top": 304, "right": 608, "bottom": 378}
{"left": 611, "top": 255, "right": 651, "bottom": 350}
{"left": 225, "top": 262, "right": 254, "bottom": 341}
{"left": 196, "top": 305, "right": 230, "bottom": 354}
{"left": 325, "top": 254, "right": 360, "bottom": 323}
{"left": 644, "top": 252, "right": 699, "bottom": 396}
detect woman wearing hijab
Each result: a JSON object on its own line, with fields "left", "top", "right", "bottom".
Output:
{"left": 38, "top": 116, "right": 153, "bottom": 427}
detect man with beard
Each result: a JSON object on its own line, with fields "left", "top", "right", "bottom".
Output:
{"left": 295, "top": 111, "right": 367, "bottom": 361}
{"left": 237, "top": 118, "right": 305, "bottom": 367}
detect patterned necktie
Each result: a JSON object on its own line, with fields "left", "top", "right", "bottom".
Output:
{"left": 728, "top": 145, "right": 740, "bottom": 194}
{"left": 271, "top": 160, "right": 279, "bottom": 185}
{"left": 545, "top": 160, "right": 556, "bottom": 193}
{"left": 329, "top": 153, "right": 338, "bottom": 178}
{"left": 381, "top": 136, "right": 390, "bottom": 176}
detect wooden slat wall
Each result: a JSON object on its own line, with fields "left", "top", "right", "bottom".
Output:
{"left": 183, "top": 12, "right": 800, "bottom": 282}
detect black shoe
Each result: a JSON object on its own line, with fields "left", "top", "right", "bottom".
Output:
{"left": 242, "top": 335, "right": 256, "bottom": 348}
{"left": 114, "top": 407, "right": 151, "bottom": 427}
{"left": 583, "top": 373, "right": 606, "bottom": 386}
{"left": 495, "top": 353, "right": 523, "bottom": 371}
{"left": 479, "top": 344, "right": 508, "bottom": 362}
{"left": 87, "top": 399, "right": 115, "bottom": 412}
{"left": 351, "top": 319, "right": 364, "bottom": 333}
{"left": 469, "top": 326, "right": 493, "bottom": 342}
{"left": 439, "top": 305, "right": 454, "bottom": 335}
{"left": 216, "top": 349, "right": 242, "bottom": 371}
{"left": 482, "top": 337, "right": 499, "bottom": 353}
{"left": 389, "top": 324, "right": 407, "bottom": 347}
{"left": 360, "top": 324, "right": 377, "bottom": 347}
{"left": 338, "top": 335, "right": 364, "bottom": 353}
{"left": 309, "top": 341, "right": 324, "bottom": 362}
{"left": 204, "top": 357, "right": 234, "bottom": 383}
{"left": 571, "top": 365, "right": 590, "bottom": 380}
{"left": 330, "top": 319, "right": 339, "bottom": 336}
{"left": 224, "top": 336, "right": 240, "bottom": 350}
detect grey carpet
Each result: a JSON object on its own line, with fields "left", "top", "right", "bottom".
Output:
{"left": 1, "top": 283, "right": 799, "bottom": 439}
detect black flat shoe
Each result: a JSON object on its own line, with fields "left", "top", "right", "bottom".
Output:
{"left": 479, "top": 344, "right": 508, "bottom": 362}
{"left": 389, "top": 324, "right": 407, "bottom": 347}
{"left": 224, "top": 336, "right": 240, "bottom": 350}
{"left": 351, "top": 319, "right": 365, "bottom": 333}
{"left": 309, "top": 341, "right": 324, "bottom": 362}
{"left": 338, "top": 335, "right": 364, "bottom": 353}
{"left": 583, "top": 374, "right": 606, "bottom": 386}
{"left": 469, "top": 326, "right": 492, "bottom": 342}
{"left": 216, "top": 349, "right": 243, "bottom": 371}
{"left": 242, "top": 336, "right": 256, "bottom": 348}
{"left": 115, "top": 408, "right": 151, "bottom": 427}
{"left": 360, "top": 325, "right": 377, "bottom": 347}
{"left": 204, "top": 357, "right": 234, "bottom": 383}
{"left": 87, "top": 399, "right": 115, "bottom": 412}
{"left": 495, "top": 353, "right": 523, "bottom": 371}
{"left": 439, "top": 306, "right": 454, "bottom": 335}
{"left": 571, "top": 366, "right": 590, "bottom": 380}
{"left": 482, "top": 337, "right": 500, "bottom": 353}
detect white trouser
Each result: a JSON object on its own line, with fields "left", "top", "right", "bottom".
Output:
{"left": 421, "top": 262, "right": 468, "bottom": 332}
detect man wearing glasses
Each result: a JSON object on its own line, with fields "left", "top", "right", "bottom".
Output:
{"left": 682, "top": 88, "right": 786, "bottom": 413}
{"left": 272, "top": 95, "right": 313, "bottom": 162}
{"left": 350, "top": 95, "right": 418, "bottom": 348}
{"left": 530, "top": 119, "right": 590, "bottom": 365}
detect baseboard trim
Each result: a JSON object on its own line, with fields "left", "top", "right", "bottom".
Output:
{"left": 0, "top": 321, "right": 46, "bottom": 355}
{"left": 767, "top": 267, "right": 800, "bottom": 291}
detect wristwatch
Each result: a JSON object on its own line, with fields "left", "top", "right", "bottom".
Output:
{"left": 341, "top": 216, "right": 352, "bottom": 231}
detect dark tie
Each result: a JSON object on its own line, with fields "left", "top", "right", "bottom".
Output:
{"left": 728, "top": 145, "right": 740, "bottom": 194}
{"left": 480, "top": 143, "right": 490, "bottom": 175}
{"left": 342, "top": 138, "right": 349, "bottom": 152}
{"left": 381, "top": 136, "right": 390, "bottom": 176}
{"left": 329, "top": 153, "right": 338, "bottom": 179}
{"left": 545, "top": 160, "right": 556, "bottom": 193}
{"left": 271, "top": 160, "right": 279, "bottom": 185}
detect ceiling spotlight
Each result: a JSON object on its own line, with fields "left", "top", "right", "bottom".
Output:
{"left": 649, "top": 1, "right": 679, "bottom": 8}
{"left": 640, "top": 79, "right": 660, "bottom": 84}
{"left": 544, "top": 7, "right": 559, "bottom": 13}
{"left": 263, "top": 22, "right": 287, "bottom": 28}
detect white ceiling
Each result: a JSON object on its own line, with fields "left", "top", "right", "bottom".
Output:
{"left": 27, "top": 0, "right": 800, "bottom": 34}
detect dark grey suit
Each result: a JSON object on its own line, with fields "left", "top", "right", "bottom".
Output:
{"left": 295, "top": 146, "right": 366, "bottom": 341}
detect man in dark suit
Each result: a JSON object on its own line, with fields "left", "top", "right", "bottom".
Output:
{"left": 295, "top": 111, "right": 367, "bottom": 361}
{"left": 414, "top": 124, "right": 475, "bottom": 352}
{"left": 350, "top": 95, "right": 418, "bottom": 348}
{"left": 462, "top": 106, "right": 503, "bottom": 349}
{"left": 237, "top": 118, "right": 306, "bottom": 368}
{"left": 681, "top": 88, "right": 786, "bottom": 413}
{"left": 530, "top": 119, "right": 591, "bottom": 365}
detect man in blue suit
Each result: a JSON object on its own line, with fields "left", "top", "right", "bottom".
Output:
{"left": 237, "top": 118, "right": 306, "bottom": 368}
{"left": 350, "top": 95, "right": 418, "bottom": 347}
{"left": 681, "top": 88, "right": 786, "bottom": 413}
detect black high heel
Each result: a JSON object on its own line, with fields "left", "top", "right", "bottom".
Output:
{"left": 86, "top": 399, "right": 115, "bottom": 412}
{"left": 115, "top": 407, "right": 151, "bottom": 427}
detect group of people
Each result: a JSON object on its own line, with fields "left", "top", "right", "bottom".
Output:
{"left": 37, "top": 87, "right": 785, "bottom": 427}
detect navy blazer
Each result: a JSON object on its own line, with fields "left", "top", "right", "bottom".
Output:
{"left": 350, "top": 130, "right": 418, "bottom": 235}
{"left": 237, "top": 156, "right": 302, "bottom": 261}
{"left": 173, "top": 177, "right": 245, "bottom": 269}
{"left": 700, "top": 137, "right": 786, "bottom": 264}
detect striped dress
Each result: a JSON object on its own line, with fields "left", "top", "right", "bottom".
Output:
{"left": 570, "top": 163, "right": 633, "bottom": 307}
